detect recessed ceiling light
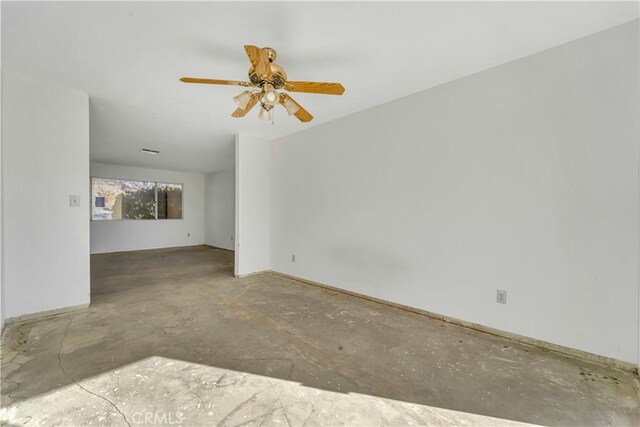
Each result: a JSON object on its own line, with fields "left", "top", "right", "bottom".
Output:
{"left": 141, "top": 148, "right": 160, "bottom": 155}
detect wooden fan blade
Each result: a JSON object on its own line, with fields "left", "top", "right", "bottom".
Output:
{"left": 244, "top": 45, "right": 271, "bottom": 79}
{"left": 180, "top": 77, "right": 251, "bottom": 87}
{"left": 279, "top": 93, "right": 313, "bottom": 122}
{"left": 284, "top": 81, "right": 345, "bottom": 95}
{"left": 231, "top": 93, "right": 260, "bottom": 118}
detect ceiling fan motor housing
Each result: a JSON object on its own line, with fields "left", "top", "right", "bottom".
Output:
{"left": 248, "top": 64, "right": 287, "bottom": 89}
{"left": 248, "top": 48, "right": 288, "bottom": 89}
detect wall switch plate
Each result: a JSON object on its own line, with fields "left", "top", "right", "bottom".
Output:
{"left": 497, "top": 290, "right": 507, "bottom": 304}
{"left": 292, "top": 254, "right": 296, "bottom": 263}
{"left": 69, "top": 195, "right": 80, "bottom": 207}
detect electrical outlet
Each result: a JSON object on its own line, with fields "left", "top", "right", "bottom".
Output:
{"left": 292, "top": 254, "right": 295, "bottom": 263}
{"left": 69, "top": 195, "right": 80, "bottom": 207}
{"left": 497, "top": 290, "right": 507, "bottom": 304}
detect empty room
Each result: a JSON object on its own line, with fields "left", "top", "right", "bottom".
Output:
{"left": 1, "top": 1, "right": 639, "bottom": 426}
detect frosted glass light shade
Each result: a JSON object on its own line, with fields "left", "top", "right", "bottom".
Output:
{"left": 258, "top": 107, "right": 272, "bottom": 121}
{"left": 262, "top": 90, "right": 279, "bottom": 106}
{"left": 283, "top": 97, "right": 300, "bottom": 116}
{"left": 233, "top": 91, "right": 253, "bottom": 110}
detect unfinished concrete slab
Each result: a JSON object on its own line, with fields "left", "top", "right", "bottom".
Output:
{"left": 2, "top": 355, "right": 533, "bottom": 426}
{"left": 1, "top": 246, "right": 638, "bottom": 426}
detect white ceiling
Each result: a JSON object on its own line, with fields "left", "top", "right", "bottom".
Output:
{"left": 2, "top": 1, "right": 638, "bottom": 173}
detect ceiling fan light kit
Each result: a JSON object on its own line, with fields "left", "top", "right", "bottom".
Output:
{"left": 180, "top": 45, "right": 345, "bottom": 122}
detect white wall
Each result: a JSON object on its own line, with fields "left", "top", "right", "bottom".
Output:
{"left": 2, "top": 74, "right": 90, "bottom": 319}
{"left": 0, "top": 41, "right": 4, "bottom": 326}
{"left": 205, "top": 169, "right": 235, "bottom": 250}
{"left": 90, "top": 163, "right": 205, "bottom": 253}
{"left": 271, "top": 21, "right": 639, "bottom": 364}
{"left": 235, "top": 134, "right": 270, "bottom": 276}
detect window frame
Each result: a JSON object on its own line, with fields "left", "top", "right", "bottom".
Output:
{"left": 90, "top": 176, "right": 185, "bottom": 221}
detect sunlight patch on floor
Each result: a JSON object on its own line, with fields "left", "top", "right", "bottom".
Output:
{"left": 1, "top": 356, "right": 537, "bottom": 426}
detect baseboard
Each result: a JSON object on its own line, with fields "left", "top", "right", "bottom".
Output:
{"left": 203, "top": 244, "right": 235, "bottom": 252}
{"left": 235, "top": 270, "right": 270, "bottom": 279}
{"left": 4, "top": 303, "right": 90, "bottom": 326}
{"left": 267, "top": 270, "right": 639, "bottom": 375}
{"left": 91, "top": 243, "right": 206, "bottom": 255}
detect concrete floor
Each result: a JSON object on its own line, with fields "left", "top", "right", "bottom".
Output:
{"left": 1, "top": 246, "right": 638, "bottom": 426}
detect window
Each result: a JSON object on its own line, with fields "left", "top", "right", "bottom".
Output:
{"left": 91, "top": 178, "right": 183, "bottom": 221}
{"left": 157, "top": 183, "right": 183, "bottom": 219}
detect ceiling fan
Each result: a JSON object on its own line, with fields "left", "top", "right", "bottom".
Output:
{"left": 180, "top": 45, "right": 345, "bottom": 122}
